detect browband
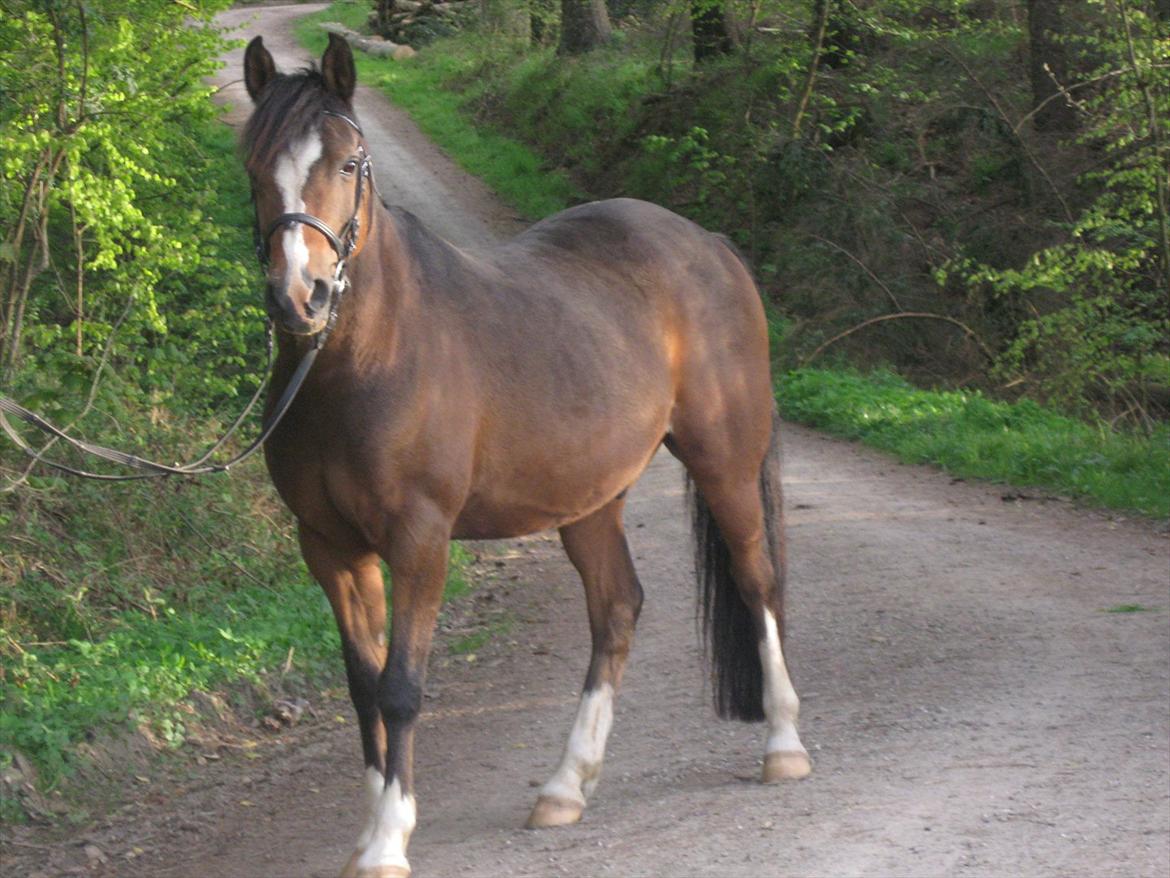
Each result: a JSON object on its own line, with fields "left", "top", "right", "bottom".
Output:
{"left": 323, "top": 110, "right": 364, "bottom": 136}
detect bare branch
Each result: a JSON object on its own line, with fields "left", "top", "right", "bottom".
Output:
{"left": 791, "top": 0, "right": 831, "bottom": 140}
{"left": 941, "top": 42, "right": 1075, "bottom": 224}
{"left": 801, "top": 312, "right": 997, "bottom": 366}
{"left": 805, "top": 233, "right": 905, "bottom": 311}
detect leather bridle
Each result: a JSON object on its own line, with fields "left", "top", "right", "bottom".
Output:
{"left": 253, "top": 109, "right": 373, "bottom": 349}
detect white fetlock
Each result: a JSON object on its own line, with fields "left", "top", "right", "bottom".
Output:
{"left": 354, "top": 777, "right": 415, "bottom": 878}
{"left": 526, "top": 684, "right": 615, "bottom": 829}
{"left": 759, "top": 610, "right": 812, "bottom": 783}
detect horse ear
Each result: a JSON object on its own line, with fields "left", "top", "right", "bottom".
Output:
{"left": 321, "top": 33, "right": 356, "bottom": 103}
{"left": 244, "top": 36, "right": 277, "bottom": 102}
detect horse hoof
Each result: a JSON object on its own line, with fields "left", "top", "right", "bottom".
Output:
{"left": 355, "top": 866, "right": 410, "bottom": 878}
{"left": 525, "top": 795, "right": 584, "bottom": 829}
{"left": 762, "top": 750, "right": 812, "bottom": 783}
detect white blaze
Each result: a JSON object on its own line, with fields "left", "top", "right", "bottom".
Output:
{"left": 272, "top": 131, "right": 323, "bottom": 284}
{"left": 540, "top": 683, "right": 615, "bottom": 804}
{"left": 759, "top": 609, "right": 806, "bottom": 755}
{"left": 355, "top": 777, "right": 416, "bottom": 873}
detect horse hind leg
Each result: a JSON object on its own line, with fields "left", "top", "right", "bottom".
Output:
{"left": 671, "top": 415, "right": 811, "bottom": 783}
{"left": 527, "top": 494, "right": 644, "bottom": 829}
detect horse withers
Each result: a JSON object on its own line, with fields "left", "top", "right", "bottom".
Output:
{"left": 242, "top": 33, "right": 810, "bottom": 878}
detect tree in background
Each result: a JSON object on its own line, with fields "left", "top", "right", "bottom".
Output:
{"left": 1027, "top": 0, "right": 1078, "bottom": 132}
{"left": 691, "top": 0, "right": 735, "bottom": 62}
{"left": 374, "top": 0, "right": 400, "bottom": 34}
{"left": 481, "top": 0, "right": 532, "bottom": 43}
{"left": 559, "top": 0, "right": 611, "bottom": 53}
{"left": 953, "top": 0, "right": 1169, "bottom": 419}
{"left": 0, "top": 0, "right": 258, "bottom": 411}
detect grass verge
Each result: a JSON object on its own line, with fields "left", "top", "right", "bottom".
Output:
{"left": 778, "top": 368, "right": 1170, "bottom": 518}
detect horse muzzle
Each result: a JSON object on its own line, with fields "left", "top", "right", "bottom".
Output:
{"left": 266, "top": 277, "right": 333, "bottom": 336}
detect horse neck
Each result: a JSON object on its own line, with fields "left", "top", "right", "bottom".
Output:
{"left": 322, "top": 199, "right": 416, "bottom": 361}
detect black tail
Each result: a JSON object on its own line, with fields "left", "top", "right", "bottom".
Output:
{"left": 688, "top": 406, "right": 785, "bottom": 722}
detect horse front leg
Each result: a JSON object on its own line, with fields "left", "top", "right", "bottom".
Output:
{"left": 354, "top": 508, "right": 451, "bottom": 878}
{"left": 297, "top": 525, "right": 391, "bottom": 878}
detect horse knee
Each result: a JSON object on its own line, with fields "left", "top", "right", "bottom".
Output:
{"left": 378, "top": 668, "right": 422, "bottom": 726}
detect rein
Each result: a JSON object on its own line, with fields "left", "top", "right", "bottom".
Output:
{"left": 0, "top": 110, "right": 371, "bottom": 482}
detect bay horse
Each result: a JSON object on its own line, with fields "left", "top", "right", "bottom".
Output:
{"left": 242, "top": 34, "right": 810, "bottom": 878}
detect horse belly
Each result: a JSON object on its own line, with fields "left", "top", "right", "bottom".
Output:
{"left": 452, "top": 408, "right": 666, "bottom": 540}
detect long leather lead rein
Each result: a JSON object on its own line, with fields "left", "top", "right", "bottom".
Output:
{"left": 0, "top": 335, "right": 316, "bottom": 480}
{"left": 0, "top": 111, "right": 367, "bottom": 482}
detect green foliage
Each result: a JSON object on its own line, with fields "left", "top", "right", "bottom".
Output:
{"left": 778, "top": 367, "right": 1170, "bottom": 517}
{"left": 2, "top": 570, "right": 335, "bottom": 783}
{"left": 313, "top": 0, "right": 1169, "bottom": 427}
{"left": 1, "top": 451, "right": 474, "bottom": 785}
{"left": 949, "top": 0, "right": 1170, "bottom": 420}
{"left": 1, "top": 432, "right": 310, "bottom": 783}
{"left": 1105, "top": 603, "right": 1154, "bottom": 613}
{"left": 641, "top": 126, "right": 738, "bottom": 216}
{"left": 0, "top": 0, "right": 266, "bottom": 417}
{"left": 0, "top": 0, "right": 427, "bottom": 799}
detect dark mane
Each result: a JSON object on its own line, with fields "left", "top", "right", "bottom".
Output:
{"left": 241, "top": 67, "right": 348, "bottom": 174}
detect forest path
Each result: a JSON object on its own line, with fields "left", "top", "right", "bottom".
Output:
{"left": 9, "top": 5, "right": 1167, "bottom": 877}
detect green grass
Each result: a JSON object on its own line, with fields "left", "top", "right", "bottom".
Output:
{"left": 1, "top": 577, "right": 338, "bottom": 785}
{"left": 293, "top": 2, "right": 577, "bottom": 219}
{"left": 778, "top": 368, "right": 1170, "bottom": 518}
{"left": 2, "top": 501, "right": 471, "bottom": 795}
{"left": 448, "top": 612, "right": 512, "bottom": 657}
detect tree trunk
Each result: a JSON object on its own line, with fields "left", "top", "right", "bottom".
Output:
{"left": 373, "top": 0, "right": 400, "bottom": 37}
{"left": 692, "top": 0, "right": 734, "bottom": 63}
{"left": 791, "top": 0, "right": 830, "bottom": 139}
{"left": 1027, "top": 0, "right": 1077, "bottom": 133}
{"left": 558, "top": 0, "right": 611, "bottom": 54}
{"left": 481, "top": 0, "right": 531, "bottom": 43}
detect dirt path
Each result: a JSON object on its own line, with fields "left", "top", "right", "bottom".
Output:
{"left": 7, "top": 6, "right": 1168, "bottom": 877}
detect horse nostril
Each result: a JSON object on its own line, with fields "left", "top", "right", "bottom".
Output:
{"left": 307, "top": 279, "right": 332, "bottom": 317}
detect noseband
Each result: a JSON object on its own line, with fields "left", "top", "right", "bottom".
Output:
{"left": 253, "top": 110, "right": 373, "bottom": 347}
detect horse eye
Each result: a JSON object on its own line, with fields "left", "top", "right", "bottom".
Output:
{"left": 341, "top": 159, "right": 358, "bottom": 176}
